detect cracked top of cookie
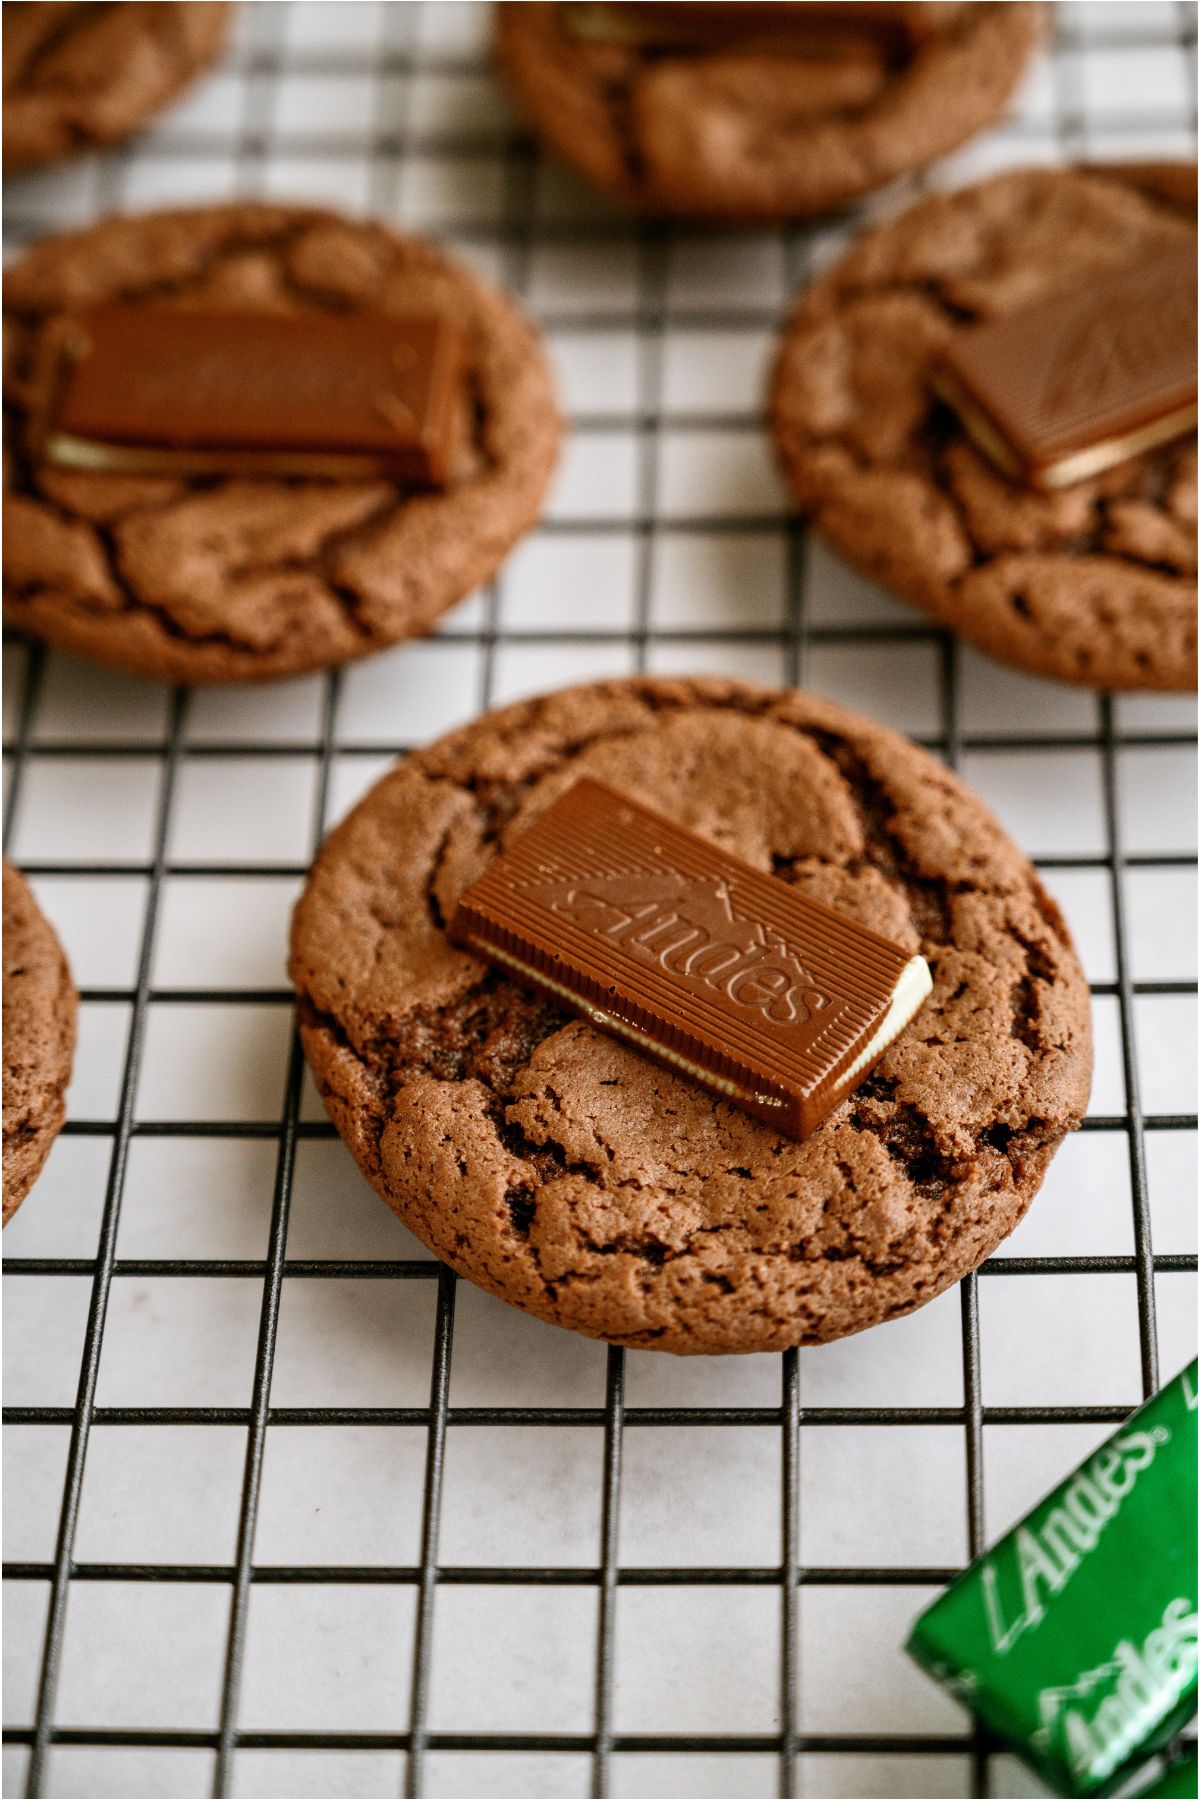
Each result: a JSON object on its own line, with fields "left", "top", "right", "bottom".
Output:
{"left": 771, "top": 166, "right": 1198, "bottom": 691}
{"left": 495, "top": 3, "right": 1043, "bottom": 221}
{"left": 290, "top": 676, "right": 1093, "bottom": 1353}
{"left": 3, "top": 203, "right": 560, "bottom": 683}
{"left": 4, "top": 3, "right": 233, "bottom": 172}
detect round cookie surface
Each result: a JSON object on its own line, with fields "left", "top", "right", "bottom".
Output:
{"left": 3, "top": 860, "right": 77, "bottom": 1222}
{"left": 4, "top": 2, "right": 233, "bottom": 172}
{"left": 494, "top": 3, "right": 1043, "bottom": 221}
{"left": 770, "top": 166, "right": 1198, "bottom": 690}
{"left": 291, "top": 677, "right": 1093, "bottom": 1354}
{"left": 3, "top": 204, "right": 561, "bottom": 683}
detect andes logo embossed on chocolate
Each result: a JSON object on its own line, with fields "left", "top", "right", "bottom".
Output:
{"left": 449, "top": 778, "right": 931, "bottom": 1142}
{"left": 529, "top": 868, "right": 837, "bottom": 1033}
{"left": 933, "top": 245, "right": 1197, "bottom": 490}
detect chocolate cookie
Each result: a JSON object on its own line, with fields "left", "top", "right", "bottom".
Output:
{"left": 4, "top": 2, "right": 233, "bottom": 172}
{"left": 3, "top": 860, "right": 77, "bottom": 1222}
{"left": 770, "top": 166, "right": 1198, "bottom": 690}
{"left": 3, "top": 204, "right": 561, "bottom": 683}
{"left": 494, "top": 3, "right": 1043, "bottom": 221}
{"left": 290, "top": 677, "right": 1093, "bottom": 1354}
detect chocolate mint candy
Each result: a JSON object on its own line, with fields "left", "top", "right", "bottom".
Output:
{"left": 449, "top": 776, "right": 931, "bottom": 1141}
{"left": 36, "top": 305, "right": 465, "bottom": 485}
{"left": 933, "top": 245, "right": 1197, "bottom": 490}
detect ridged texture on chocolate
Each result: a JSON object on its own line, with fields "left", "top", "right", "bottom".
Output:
{"left": 452, "top": 777, "right": 928, "bottom": 1139}
{"left": 47, "top": 307, "right": 467, "bottom": 485}
{"left": 290, "top": 677, "right": 1094, "bottom": 1354}
{"left": 3, "top": 860, "right": 77, "bottom": 1222}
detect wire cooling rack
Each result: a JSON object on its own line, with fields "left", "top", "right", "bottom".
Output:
{"left": 2, "top": 4, "right": 1197, "bottom": 1798}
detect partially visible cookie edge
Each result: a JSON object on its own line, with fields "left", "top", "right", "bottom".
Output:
{"left": 3, "top": 2, "right": 236, "bottom": 174}
{"left": 3, "top": 859, "right": 78, "bottom": 1221}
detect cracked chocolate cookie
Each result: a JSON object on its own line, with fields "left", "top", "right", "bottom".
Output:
{"left": 3, "top": 203, "right": 561, "bottom": 683}
{"left": 4, "top": 2, "right": 233, "bottom": 172}
{"left": 770, "top": 166, "right": 1198, "bottom": 690}
{"left": 494, "top": 3, "right": 1043, "bottom": 221}
{"left": 3, "top": 861, "right": 77, "bottom": 1222}
{"left": 290, "top": 677, "right": 1093, "bottom": 1353}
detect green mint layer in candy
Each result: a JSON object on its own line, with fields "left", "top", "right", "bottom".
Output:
{"left": 907, "top": 1361, "right": 1198, "bottom": 1797}
{"left": 1132, "top": 1746, "right": 1198, "bottom": 1798}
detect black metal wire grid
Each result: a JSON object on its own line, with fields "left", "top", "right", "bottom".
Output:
{"left": 2, "top": 3, "right": 1198, "bottom": 1797}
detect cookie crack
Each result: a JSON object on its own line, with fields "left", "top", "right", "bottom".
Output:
{"left": 18, "top": 0, "right": 211, "bottom": 107}
{"left": 1006, "top": 919, "right": 1057, "bottom": 1054}
{"left": 5, "top": 221, "right": 313, "bottom": 329}
{"left": 4, "top": 2, "right": 104, "bottom": 94}
{"left": 799, "top": 726, "right": 955, "bottom": 945}
{"left": 597, "top": 8, "right": 982, "bottom": 199}
{"left": 92, "top": 516, "right": 316, "bottom": 656}
{"left": 426, "top": 686, "right": 787, "bottom": 845}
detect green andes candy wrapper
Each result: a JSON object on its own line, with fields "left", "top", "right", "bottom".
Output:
{"left": 907, "top": 1361, "right": 1198, "bottom": 1797}
{"left": 1133, "top": 1746, "right": 1198, "bottom": 1798}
